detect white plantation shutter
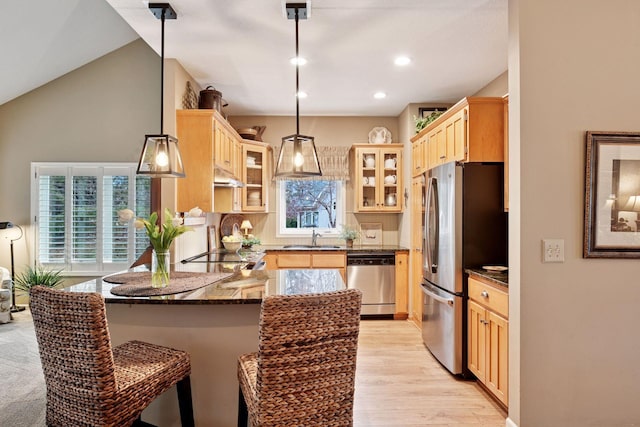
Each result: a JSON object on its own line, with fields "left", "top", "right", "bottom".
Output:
{"left": 32, "top": 163, "right": 150, "bottom": 275}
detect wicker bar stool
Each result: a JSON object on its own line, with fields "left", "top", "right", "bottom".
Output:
{"left": 237, "top": 289, "right": 362, "bottom": 427}
{"left": 29, "top": 286, "right": 195, "bottom": 427}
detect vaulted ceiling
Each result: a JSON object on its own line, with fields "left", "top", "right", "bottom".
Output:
{"left": 2, "top": 0, "right": 507, "bottom": 116}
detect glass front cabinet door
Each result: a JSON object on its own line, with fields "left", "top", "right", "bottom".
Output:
{"left": 241, "top": 142, "right": 270, "bottom": 212}
{"left": 353, "top": 144, "right": 403, "bottom": 213}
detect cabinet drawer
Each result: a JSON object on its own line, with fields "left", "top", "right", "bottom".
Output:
{"left": 311, "top": 253, "right": 345, "bottom": 268}
{"left": 277, "top": 254, "right": 311, "bottom": 268}
{"left": 468, "top": 277, "right": 508, "bottom": 318}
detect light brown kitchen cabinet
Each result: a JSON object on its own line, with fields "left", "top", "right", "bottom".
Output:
{"left": 214, "top": 140, "right": 272, "bottom": 213}
{"left": 176, "top": 109, "right": 243, "bottom": 212}
{"left": 503, "top": 94, "right": 509, "bottom": 211}
{"left": 241, "top": 142, "right": 270, "bottom": 212}
{"left": 410, "top": 176, "right": 425, "bottom": 329}
{"left": 351, "top": 144, "right": 403, "bottom": 213}
{"left": 411, "top": 97, "right": 505, "bottom": 170}
{"left": 467, "top": 275, "right": 508, "bottom": 407}
{"left": 264, "top": 251, "right": 347, "bottom": 283}
{"left": 427, "top": 125, "right": 446, "bottom": 168}
{"left": 411, "top": 135, "right": 427, "bottom": 177}
{"left": 394, "top": 251, "right": 409, "bottom": 320}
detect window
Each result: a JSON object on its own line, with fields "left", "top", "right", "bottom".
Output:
{"left": 32, "top": 163, "right": 150, "bottom": 275}
{"left": 277, "top": 180, "right": 345, "bottom": 236}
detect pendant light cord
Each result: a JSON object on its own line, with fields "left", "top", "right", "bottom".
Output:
{"left": 160, "top": 7, "right": 166, "bottom": 134}
{"left": 295, "top": 7, "right": 300, "bottom": 136}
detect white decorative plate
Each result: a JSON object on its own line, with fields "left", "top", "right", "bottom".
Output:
{"left": 482, "top": 265, "right": 508, "bottom": 272}
{"left": 368, "top": 127, "right": 392, "bottom": 144}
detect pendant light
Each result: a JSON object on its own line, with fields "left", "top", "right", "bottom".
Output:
{"left": 275, "top": 2, "right": 322, "bottom": 177}
{"left": 137, "top": 3, "right": 185, "bottom": 178}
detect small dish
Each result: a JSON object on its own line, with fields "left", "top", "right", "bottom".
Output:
{"left": 482, "top": 265, "right": 508, "bottom": 272}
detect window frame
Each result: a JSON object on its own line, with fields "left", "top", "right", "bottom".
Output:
{"left": 276, "top": 180, "right": 346, "bottom": 237}
{"left": 31, "top": 162, "right": 150, "bottom": 276}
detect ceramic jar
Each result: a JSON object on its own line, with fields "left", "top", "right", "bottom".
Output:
{"left": 384, "top": 158, "right": 397, "bottom": 169}
{"left": 364, "top": 155, "right": 376, "bottom": 168}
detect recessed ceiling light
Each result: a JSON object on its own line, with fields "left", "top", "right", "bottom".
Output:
{"left": 373, "top": 92, "right": 387, "bottom": 99}
{"left": 394, "top": 56, "right": 411, "bottom": 66}
{"left": 290, "top": 56, "right": 307, "bottom": 66}
{"left": 297, "top": 91, "right": 308, "bottom": 99}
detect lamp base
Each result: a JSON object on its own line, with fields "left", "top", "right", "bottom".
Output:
{"left": 10, "top": 305, "right": 25, "bottom": 313}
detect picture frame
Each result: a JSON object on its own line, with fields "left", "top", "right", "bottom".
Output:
{"left": 418, "top": 106, "right": 448, "bottom": 119}
{"left": 360, "top": 222, "right": 383, "bottom": 246}
{"left": 584, "top": 131, "right": 640, "bottom": 258}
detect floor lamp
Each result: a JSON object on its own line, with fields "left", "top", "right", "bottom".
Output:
{"left": 0, "top": 221, "right": 25, "bottom": 312}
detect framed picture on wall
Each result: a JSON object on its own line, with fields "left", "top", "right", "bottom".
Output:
{"left": 584, "top": 131, "right": 640, "bottom": 258}
{"left": 418, "top": 106, "right": 448, "bottom": 119}
{"left": 360, "top": 223, "right": 383, "bottom": 246}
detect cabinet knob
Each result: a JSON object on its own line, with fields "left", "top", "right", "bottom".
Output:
{"left": 480, "top": 291, "right": 489, "bottom": 298}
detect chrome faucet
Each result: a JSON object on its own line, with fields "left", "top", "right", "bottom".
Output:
{"left": 311, "top": 229, "right": 321, "bottom": 246}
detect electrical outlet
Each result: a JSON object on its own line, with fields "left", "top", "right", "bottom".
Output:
{"left": 542, "top": 239, "right": 564, "bottom": 263}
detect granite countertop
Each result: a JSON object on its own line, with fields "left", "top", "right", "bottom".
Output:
{"left": 66, "top": 267, "right": 345, "bottom": 305}
{"left": 466, "top": 267, "right": 508, "bottom": 288}
{"left": 260, "top": 244, "right": 409, "bottom": 252}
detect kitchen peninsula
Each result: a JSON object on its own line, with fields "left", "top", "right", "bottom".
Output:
{"left": 66, "top": 267, "right": 345, "bottom": 427}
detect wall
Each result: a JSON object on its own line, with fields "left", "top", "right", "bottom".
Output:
{"left": 474, "top": 71, "right": 508, "bottom": 97}
{"left": 511, "top": 0, "right": 640, "bottom": 425}
{"left": 0, "top": 39, "right": 159, "bottom": 278}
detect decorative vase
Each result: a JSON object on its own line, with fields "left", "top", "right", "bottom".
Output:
{"left": 151, "top": 250, "right": 170, "bottom": 288}
{"left": 346, "top": 239, "right": 354, "bottom": 248}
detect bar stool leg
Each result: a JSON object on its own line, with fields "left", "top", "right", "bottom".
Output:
{"left": 177, "top": 376, "right": 195, "bottom": 427}
{"left": 238, "top": 386, "right": 248, "bottom": 427}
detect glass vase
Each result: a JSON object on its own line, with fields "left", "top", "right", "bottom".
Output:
{"left": 151, "top": 250, "right": 170, "bottom": 288}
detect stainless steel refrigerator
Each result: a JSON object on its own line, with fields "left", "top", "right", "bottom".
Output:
{"left": 421, "top": 162, "right": 507, "bottom": 375}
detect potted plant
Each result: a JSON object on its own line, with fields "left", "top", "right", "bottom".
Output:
{"left": 14, "top": 265, "right": 64, "bottom": 293}
{"left": 339, "top": 225, "right": 360, "bottom": 248}
{"left": 242, "top": 235, "right": 261, "bottom": 249}
{"left": 414, "top": 109, "right": 445, "bottom": 133}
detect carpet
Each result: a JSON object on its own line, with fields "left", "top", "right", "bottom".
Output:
{"left": 0, "top": 309, "right": 46, "bottom": 426}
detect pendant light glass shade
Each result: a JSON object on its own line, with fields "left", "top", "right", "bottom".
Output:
{"left": 137, "top": 3, "right": 185, "bottom": 178}
{"left": 137, "top": 134, "right": 185, "bottom": 177}
{"left": 275, "top": 3, "right": 322, "bottom": 178}
{"left": 276, "top": 134, "right": 321, "bottom": 177}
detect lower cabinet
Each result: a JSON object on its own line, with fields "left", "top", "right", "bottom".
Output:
{"left": 394, "top": 251, "right": 409, "bottom": 320}
{"left": 467, "top": 276, "right": 508, "bottom": 407}
{"left": 264, "top": 251, "right": 346, "bottom": 283}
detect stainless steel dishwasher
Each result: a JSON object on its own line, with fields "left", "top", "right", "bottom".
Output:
{"left": 346, "top": 251, "right": 395, "bottom": 315}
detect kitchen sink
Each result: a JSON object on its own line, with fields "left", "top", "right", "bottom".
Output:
{"left": 283, "top": 245, "right": 342, "bottom": 249}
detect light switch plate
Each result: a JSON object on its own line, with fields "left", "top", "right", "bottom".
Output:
{"left": 542, "top": 239, "right": 564, "bottom": 263}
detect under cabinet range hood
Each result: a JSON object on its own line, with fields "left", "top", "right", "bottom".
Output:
{"left": 214, "top": 166, "right": 245, "bottom": 188}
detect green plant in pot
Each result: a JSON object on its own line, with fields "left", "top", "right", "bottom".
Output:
{"left": 339, "top": 225, "right": 360, "bottom": 248}
{"left": 414, "top": 109, "right": 444, "bottom": 134}
{"left": 14, "top": 265, "right": 64, "bottom": 293}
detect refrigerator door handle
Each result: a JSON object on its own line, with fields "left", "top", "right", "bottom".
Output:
{"left": 425, "top": 176, "right": 440, "bottom": 273}
{"left": 421, "top": 284, "right": 454, "bottom": 306}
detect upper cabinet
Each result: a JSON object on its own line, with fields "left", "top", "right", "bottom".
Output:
{"left": 351, "top": 144, "right": 403, "bottom": 213}
{"left": 503, "top": 95, "right": 509, "bottom": 212}
{"left": 411, "top": 97, "right": 505, "bottom": 177}
{"left": 241, "top": 141, "right": 271, "bottom": 212}
{"left": 176, "top": 109, "right": 244, "bottom": 212}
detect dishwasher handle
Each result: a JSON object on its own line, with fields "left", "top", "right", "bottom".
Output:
{"left": 421, "top": 284, "right": 454, "bottom": 306}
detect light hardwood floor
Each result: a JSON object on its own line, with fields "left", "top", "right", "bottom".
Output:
{"left": 355, "top": 320, "right": 507, "bottom": 427}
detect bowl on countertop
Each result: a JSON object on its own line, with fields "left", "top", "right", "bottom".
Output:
{"left": 222, "top": 241, "right": 242, "bottom": 252}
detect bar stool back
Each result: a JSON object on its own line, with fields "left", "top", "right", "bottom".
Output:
{"left": 29, "top": 285, "right": 195, "bottom": 427}
{"left": 238, "top": 289, "right": 362, "bottom": 426}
